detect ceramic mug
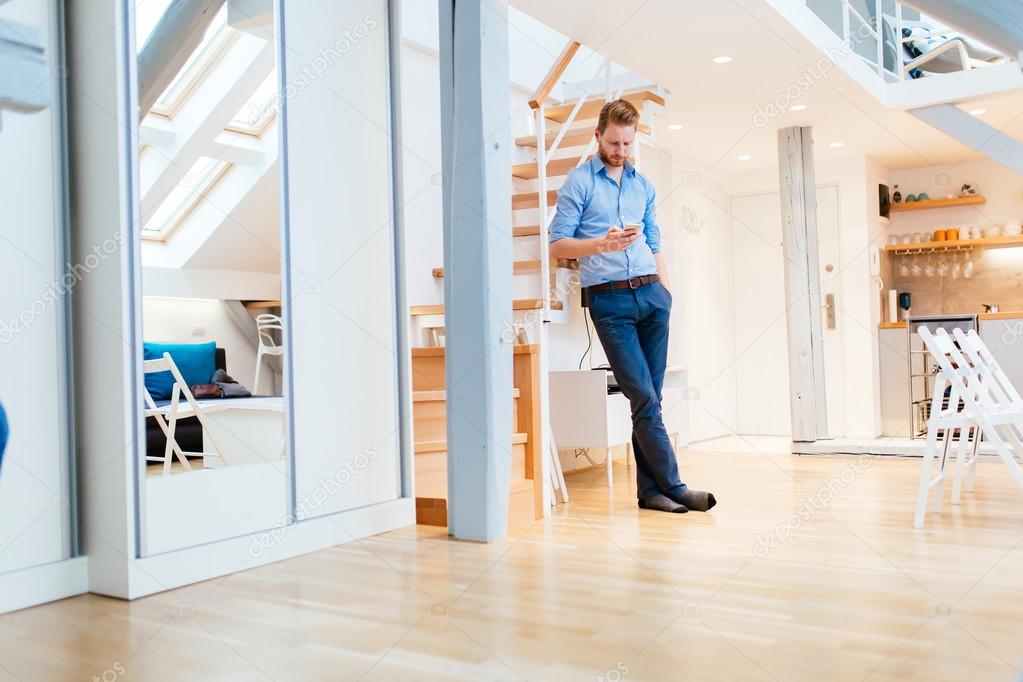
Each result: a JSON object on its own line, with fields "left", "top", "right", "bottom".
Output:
{"left": 933, "top": 229, "right": 947, "bottom": 241}
{"left": 1004, "top": 219, "right": 1022, "bottom": 236}
{"left": 946, "top": 227, "right": 960, "bottom": 241}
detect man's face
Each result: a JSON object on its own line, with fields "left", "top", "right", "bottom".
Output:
{"left": 595, "top": 123, "right": 635, "bottom": 168}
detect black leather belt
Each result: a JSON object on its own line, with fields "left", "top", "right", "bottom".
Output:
{"left": 584, "top": 274, "right": 659, "bottom": 293}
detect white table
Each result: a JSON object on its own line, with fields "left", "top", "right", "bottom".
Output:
{"left": 190, "top": 397, "right": 286, "bottom": 467}
{"left": 549, "top": 367, "right": 688, "bottom": 487}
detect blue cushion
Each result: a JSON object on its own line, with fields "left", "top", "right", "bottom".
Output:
{"left": 144, "top": 341, "right": 217, "bottom": 400}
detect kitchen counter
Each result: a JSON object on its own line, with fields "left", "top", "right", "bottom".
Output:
{"left": 879, "top": 313, "right": 1023, "bottom": 328}
{"left": 979, "top": 311, "right": 1023, "bottom": 320}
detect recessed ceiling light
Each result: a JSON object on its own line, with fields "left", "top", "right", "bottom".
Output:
{"left": 713, "top": 56, "right": 732, "bottom": 64}
{"left": 969, "top": 107, "right": 986, "bottom": 115}
{"left": 790, "top": 104, "right": 807, "bottom": 112}
{"left": 830, "top": 142, "right": 844, "bottom": 148}
{"left": 668, "top": 123, "right": 683, "bottom": 130}
{"left": 737, "top": 154, "right": 751, "bottom": 161}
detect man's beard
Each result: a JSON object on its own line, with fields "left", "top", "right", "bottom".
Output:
{"left": 598, "top": 147, "right": 626, "bottom": 167}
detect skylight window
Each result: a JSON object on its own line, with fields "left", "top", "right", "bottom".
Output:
{"left": 226, "top": 73, "right": 279, "bottom": 135}
{"left": 142, "top": 156, "right": 231, "bottom": 240}
{"left": 145, "top": 6, "right": 232, "bottom": 117}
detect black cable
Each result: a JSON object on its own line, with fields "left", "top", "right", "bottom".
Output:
{"left": 579, "top": 308, "right": 593, "bottom": 370}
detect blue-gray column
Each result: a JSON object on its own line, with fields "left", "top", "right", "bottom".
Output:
{"left": 438, "top": 0, "right": 513, "bottom": 541}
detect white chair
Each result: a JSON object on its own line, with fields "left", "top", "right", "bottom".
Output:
{"left": 915, "top": 327, "right": 1023, "bottom": 527}
{"left": 253, "top": 314, "right": 284, "bottom": 395}
{"left": 143, "top": 352, "right": 227, "bottom": 475}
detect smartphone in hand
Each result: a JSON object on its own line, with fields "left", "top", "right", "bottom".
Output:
{"left": 623, "top": 222, "right": 643, "bottom": 235}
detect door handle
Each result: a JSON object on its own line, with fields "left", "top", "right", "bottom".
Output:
{"left": 824, "top": 293, "right": 836, "bottom": 330}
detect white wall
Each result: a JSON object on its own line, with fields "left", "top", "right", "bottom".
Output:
{"left": 888, "top": 158, "right": 1023, "bottom": 237}
{"left": 0, "top": 0, "right": 71, "bottom": 574}
{"left": 727, "top": 155, "right": 886, "bottom": 439}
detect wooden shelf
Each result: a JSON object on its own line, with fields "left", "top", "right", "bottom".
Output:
{"left": 889, "top": 195, "right": 986, "bottom": 213}
{"left": 885, "top": 234, "right": 1023, "bottom": 253}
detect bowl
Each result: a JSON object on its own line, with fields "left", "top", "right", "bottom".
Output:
{"left": 1004, "top": 220, "right": 1022, "bottom": 236}
{"left": 983, "top": 226, "right": 1002, "bottom": 238}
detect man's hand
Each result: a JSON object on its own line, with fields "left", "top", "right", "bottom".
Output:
{"left": 596, "top": 226, "right": 639, "bottom": 255}
{"left": 549, "top": 226, "right": 640, "bottom": 260}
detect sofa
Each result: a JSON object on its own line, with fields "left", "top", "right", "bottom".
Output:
{"left": 144, "top": 347, "right": 227, "bottom": 461}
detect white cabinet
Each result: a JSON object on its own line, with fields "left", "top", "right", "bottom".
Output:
{"left": 879, "top": 326, "right": 911, "bottom": 437}
{"left": 980, "top": 319, "right": 1023, "bottom": 393}
{"left": 549, "top": 368, "right": 688, "bottom": 486}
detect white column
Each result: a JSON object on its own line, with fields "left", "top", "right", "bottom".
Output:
{"left": 438, "top": 0, "right": 514, "bottom": 541}
{"left": 777, "top": 126, "right": 828, "bottom": 442}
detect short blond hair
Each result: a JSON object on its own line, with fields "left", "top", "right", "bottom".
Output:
{"left": 597, "top": 98, "right": 640, "bottom": 133}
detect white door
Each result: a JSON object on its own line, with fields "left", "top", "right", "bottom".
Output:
{"left": 730, "top": 186, "right": 843, "bottom": 437}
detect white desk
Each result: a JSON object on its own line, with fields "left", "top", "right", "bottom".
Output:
{"left": 549, "top": 367, "right": 688, "bottom": 487}
{"left": 194, "top": 397, "right": 285, "bottom": 467}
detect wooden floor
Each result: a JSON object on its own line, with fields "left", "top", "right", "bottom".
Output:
{"left": 3, "top": 443, "right": 1023, "bottom": 681}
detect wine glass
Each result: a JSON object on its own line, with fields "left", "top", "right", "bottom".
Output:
{"left": 911, "top": 254, "right": 923, "bottom": 277}
{"left": 937, "top": 254, "right": 949, "bottom": 278}
{"left": 950, "top": 251, "right": 961, "bottom": 279}
{"left": 963, "top": 251, "right": 974, "bottom": 279}
{"left": 899, "top": 255, "right": 910, "bottom": 277}
{"left": 924, "top": 254, "right": 936, "bottom": 277}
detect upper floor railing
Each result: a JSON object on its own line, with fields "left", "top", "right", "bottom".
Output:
{"left": 806, "top": 0, "right": 1012, "bottom": 84}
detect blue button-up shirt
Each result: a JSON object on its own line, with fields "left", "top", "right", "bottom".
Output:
{"left": 549, "top": 156, "right": 660, "bottom": 287}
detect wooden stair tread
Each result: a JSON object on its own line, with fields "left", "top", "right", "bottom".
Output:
{"left": 515, "top": 121, "right": 651, "bottom": 148}
{"left": 432, "top": 259, "right": 577, "bottom": 278}
{"left": 415, "top": 432, "right": 528, "bottom": 454}
{"left": 543, "top": 89, "right": 665, "bottom": 123}
{"left": 412, "top": 344, "right": 539, "bottom": 357}
{"left": 513, "top": 189, "right": 558, "bottom": 210}
{"left": 410, "top": 299, "right": 564, "bottom": 316}
{"left": 413, "top": 388, "right": 520, "bottom": 402}
{"left": 513, "top": 225, "right": 540, "bottom": 237}
{"left": 512, "top": 155, "right": 635, "bottom": 180}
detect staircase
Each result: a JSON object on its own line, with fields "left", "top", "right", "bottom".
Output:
{"left": 411, "top": 346, "right": 542, "bottom": 529}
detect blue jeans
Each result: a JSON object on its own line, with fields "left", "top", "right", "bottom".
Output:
{"left": 0, "top": 402, "right": 7, "bottom": 469}
{"left": 587, "top": 281, "right": 686, "bottom": 500}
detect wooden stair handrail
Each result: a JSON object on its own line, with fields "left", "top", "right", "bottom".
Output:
{"left": 528, "top": 40, "right": 581, "bottom": 109}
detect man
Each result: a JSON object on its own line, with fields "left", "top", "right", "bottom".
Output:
{"left": 549, "top": 99, "right": 715, "bottom": 514}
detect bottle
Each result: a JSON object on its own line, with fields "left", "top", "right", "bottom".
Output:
{"left": 893, "top": 185, "right": 902, "bottom": 204}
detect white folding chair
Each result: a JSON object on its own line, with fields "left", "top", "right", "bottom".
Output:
{"left": 254, "top": 313, "right": 284, "bottom": 395}
{"left": 915, "top": 327, "right": 1023, "bottom": 527}
{"left": 143, "top": 352, "right": 228, "bottom": 475}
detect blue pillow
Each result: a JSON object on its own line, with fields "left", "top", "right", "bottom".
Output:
{"left": 143, "top": 341, "right": 217, "bottom": 400}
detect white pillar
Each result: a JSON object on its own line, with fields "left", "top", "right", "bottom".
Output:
{"left": 778, "top": 126, "right": 828, "bottom": 442}
{"left": 438, "top": 0, "right": 513, "bottom": 541}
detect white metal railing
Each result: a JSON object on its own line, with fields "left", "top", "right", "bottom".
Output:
{"left": 808, "top": 0, "right": 1012, "bottom": 84}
